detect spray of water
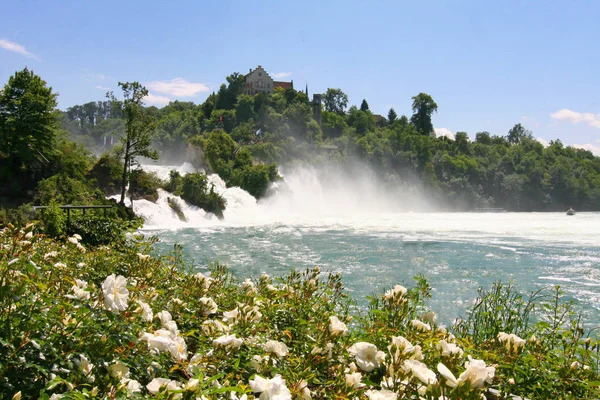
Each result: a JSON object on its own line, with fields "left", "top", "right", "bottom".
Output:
{"left": 132, "top": 161, "right": 440, "bottom": 229}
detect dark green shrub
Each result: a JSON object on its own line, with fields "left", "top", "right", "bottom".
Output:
{"left": 231, "top": 163, "right": 280, "bottom": 198}
{"left": 41, "top": 200, "right": 66, "bottom": 237}
{"left": 163, "top": 169, "right": 183, "bottom": 193}
{"left": 34, "top": 173, "right": 99, "bottom": 205}
{"left": 192, "top": 130, "right": 280, "bottom": 199}
{"left": 86, "top": 152, "right": 123, "bottom": 195}
{"left": 129, "top": 169, "right": 163, "bottom": 202}
{"left": 66, "top": 215, "right": 131, "bottom": 246}
{"left": 0, "top": 203, "right": 35, "bottom": 227}
{"left": 180, "top": 172, "right": 226, "bottom": 219}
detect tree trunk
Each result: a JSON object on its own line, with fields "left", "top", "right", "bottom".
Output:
{"left": 119, "top": 141, "right": 130, "bottom": 206}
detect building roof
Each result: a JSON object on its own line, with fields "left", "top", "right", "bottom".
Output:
{"left": 274, "top": 81, "right": 293, "bottom": 90}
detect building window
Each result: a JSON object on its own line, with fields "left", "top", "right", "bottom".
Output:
{"left": 258, "top": 72, "right": 262, "bottom": 77}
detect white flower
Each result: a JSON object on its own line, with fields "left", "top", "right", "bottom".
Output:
{"left": 136, "top": 300, "right": 153, "bottom": 322}
{"left": 296, "top": 380, "right": 311, "bottom": 400}
{"left": 157, "top": 310, "right": 172, "bottom": 326}
{"left": 403, "top": 359, "right": 437, "bottom": 385}
{"left": 194, "top": 272, "right": 213, "bottom": 289}
{"left": 75, "top": 354, "right": 94, "bottom": 380}
{"left": 54, "top": 262, "right": 66, "bottom": 269}
{"left": 389, "top": 336, "right": 423, "bottom": 361}
{"left": 199, "top": 297, "right": 218, "bottom": 315}
{"left": 68, "top": 236, "right": 78, "bottom": 244}
{"left": 44, "top": 251, "right": 58, "bottom": 260}
{"left": 411, "top": 319, "right": 431, "bottom": 332}
{"left": 456, "top": 356, "right": 495, "bottom": 388}
{"left": 223, "top": 308, "right": 239, "bottom": 324}
{"left": 165, "top": 320, "right": 179, "bottom": 338}
{"left": 508, "top": 377, "right": 516, "bottom": 385}
{"left": 202, "top": 319, "right": 230, "bottom": 335}
{"left": 497, "top": 332, "right": 526, "bottom": 353}
{"left": 136, "top": 253, "right": 151, "bottom": 261}
{"left": 101, "top": 274, "right": 129, "bottom": 313}
{"left": 242, "top": 278, "right": 256, "bottom": 291}
{"left": 76, "top": 242, "right": 86, "bottom": 253}
{"left": 571, "top": 361, "right": 580, "bottom": 369}
{"left": 365, "top": 389, "right": 398, "bottom": 400}
{"left": 329, "top": 316, "right": 348, "bottom": 336}
{"left": 123, "top": 379, "right": 142, "bottom": 393}
{"left": 437, "top": 363, "right": 458, "bottom": 388}
{"left": 437, "top": 340, "right": 464, "bottom": 358}
{"left": 345, "top": 372, "right": 365, "bottom": 388}
{"left": 348, "top": 342, "right": 384, "bottom": 372}
{"left": 420, "top": 311, "right": 437, "bottom": 324}
{"left": 264, "top": 340, "right": 289, "bottom": 357}
{"left": 384, "top": 284, "right": 407, "bottom": 300}
{"left": 71, "top": 279, "right": 90, "bottom": 300}
{"left": 146, "top": 378, "right": 182, "bottom": 394}
{"left": 168, "top": 336, "right": 188, "bottom": 362}
{"left": 141, "top": 331, "right": 171, "bottom": 353}
{"left": 108, "top": 361, "right": 129, "bottom": 380}
{"left": 249, "top": 374, "right": 292, "bottom": 400}
{"left": 213, "top": 334, "right": 243, "bottom": 349}
{"left": 185, "top": 378, "right": 199, "bottom": 391}
{"left": 529, "top": 334, "right": 539, "bottom": 345}
{"left": 251, "top": 355, "right": 270, "bottom": 372}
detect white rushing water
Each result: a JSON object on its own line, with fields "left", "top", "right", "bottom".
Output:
{"left": 133, "top": 163, "right": 599, "bottom": 247}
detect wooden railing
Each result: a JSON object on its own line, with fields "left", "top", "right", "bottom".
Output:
{"left": 32, "top": 205, "right": 113, "bottom": 223}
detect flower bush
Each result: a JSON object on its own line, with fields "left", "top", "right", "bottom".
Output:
{"left": 1, "top": 223, "right": 599, "bottom": 399}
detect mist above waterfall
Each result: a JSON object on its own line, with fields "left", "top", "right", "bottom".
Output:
{"left": 133, "top": 160, "right": 440, "bottom": 229}
{"left": 262, "top": 162, "right": 438, "bottom": 215}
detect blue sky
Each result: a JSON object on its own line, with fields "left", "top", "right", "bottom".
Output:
{"left": 1, "top": 0, "right": 599, "bottom": 153}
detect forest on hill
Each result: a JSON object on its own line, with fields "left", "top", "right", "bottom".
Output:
{"left": 62, "top": 71, "right": 600, "bottom": 212}
{"left": 2, "top": 67, "right": 600, "bottom": 224}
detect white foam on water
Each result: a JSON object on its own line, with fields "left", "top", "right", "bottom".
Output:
{"left": 130, "top": 163, "right": 600, "bottom": 250}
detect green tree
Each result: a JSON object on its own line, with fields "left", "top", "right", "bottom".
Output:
{"left": 0, "top": 68, "right": 61, "bottom": 196}
{"left": 454, "top": 131, "right": 471, "bottom": 155}
{"left": 387, "top": 107, "right": 397, "bottom": 124}
{"left": 235, "top": 94, "right": 255, "bottom": 123}
{"left": 360, "top": 99, "right": 369, "bottom": 112}
{"left": 109, "top": 82, "right": 158, "bottom": 206}
{"left": 507, "top": 123, "right": 532, "bottom": 145}
{"left": 410, "top": 93, "right": 438, "bottom": 135}
{"left": 323, "top": 88, "right": 348, "bottom": 115}
{"left": 475, "top": 131, "right": 492, "bottom": 145}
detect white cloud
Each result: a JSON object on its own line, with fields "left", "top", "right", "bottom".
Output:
{"left": 144, "top": 93, "right": 171, "bottom": 106}
{"left": 271, "top": 72, "right": 292, "bottom": 79}
{"left": 550, "top": 109, "right": 600, "bottom": 129}
{"left": 536, "top": 137, "right": 549, "bottom": 147}
{"left": 95, "top": 85, "right": 111, "bottom": 90}
{"left": 434, "top": 128, "right": 454, "bottom": 140}
{"left": 145, "top": 78, "right": 209, "bottom": 97}
{"left": 0, "top": 38, "right": 39, "bottom": 60}
{"left": 572, "top": 143, "right": 600, "bottom": 156}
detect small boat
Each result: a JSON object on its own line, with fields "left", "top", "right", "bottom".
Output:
{"left": 566, "top": 208, "right": 576, "bottom": 216}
